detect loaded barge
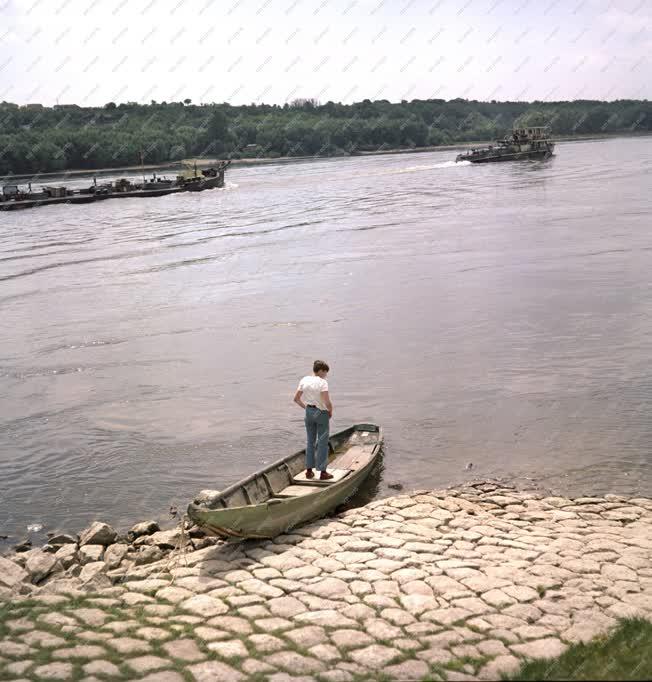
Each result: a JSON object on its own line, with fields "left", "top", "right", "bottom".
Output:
{"left": 0, "top": 160, "right": 230, "bottom": 211}
{"left": 456, "top": 126, "right": 555, "bottom": 163}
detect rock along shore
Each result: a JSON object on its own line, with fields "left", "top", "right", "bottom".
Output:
{"left": 1, "top": 480, "right": 651, "bottom": 682}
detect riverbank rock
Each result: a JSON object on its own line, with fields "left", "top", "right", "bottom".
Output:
{"left": 79, "top": 522, "right": 118, "bottom": 546}
{"left": 79, "top": 545, "right": 104, "bottom": 564}
{"left": 187, "top": 524, "right": 207, "bottom": 539}
{"left": 128, "top": 520, "right": 160, "bottom": 540}
{"left": 104, "top": 543, "right": 129, "bottom": 569}
{"left": 0, "top": 556, "right": 28, "bottom": 589}
{"left": 149, "top": 529, "right": 182, "bottom": 549}
{"left": 134, "top": 528, "right": 182, "bottom": 550}
{"left": 194, "top": 489, "right": 222, "bottom": 506}
{"left": 134, "top": 546, "right": 164, "bottom": 566}
{"left": 191, "top": 537, "right": 219, "bottom": 550}
{"left": 9, "top": 548, "right": 33, "bottom": 567}
{"left": 47, "top": 533, "right": 76, "bottom": 546}
{"left": 25, "top": 550, "right": 61, "bottom": 584}
{"left": 78, "top": 562, "right": 111, "bottom": 591}
{"left": 54, "top": 544, "right": 78, "bottom": 569}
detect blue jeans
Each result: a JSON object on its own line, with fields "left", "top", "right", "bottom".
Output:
{"left": 305, "top": 406, "right": 330, "bottom": 471}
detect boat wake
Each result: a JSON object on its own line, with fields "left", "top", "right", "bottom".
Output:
{"left": 366, "top": 159, "right": 470, "bottom": 177}
{"left": 396, "top": 160, "right": 466, "bottom": 173}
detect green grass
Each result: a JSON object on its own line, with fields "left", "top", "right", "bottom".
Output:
{"left": 505, "top": 618, "right": 652, "bottom": 681}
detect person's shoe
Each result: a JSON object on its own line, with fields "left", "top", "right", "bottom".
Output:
{"left": 319, "top": 471, "right": 334, "bottom": 480}
{"left": 305, "top": 469, "right": 314, "bottom": 479}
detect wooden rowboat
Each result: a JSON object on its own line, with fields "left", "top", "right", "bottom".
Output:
{"left": 187, "top": 423, "right": 383, "bottom": 539}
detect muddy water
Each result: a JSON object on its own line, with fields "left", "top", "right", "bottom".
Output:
{"left": 1, "top": 136, "right": 651, "bottom": 541}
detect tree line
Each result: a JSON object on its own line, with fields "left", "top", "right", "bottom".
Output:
{"left": 0, "top": 97, "right": 649, "bottom": 175}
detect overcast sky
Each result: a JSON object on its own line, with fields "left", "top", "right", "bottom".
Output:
{"left": 0, "top": 0, "right": 649, "bottom": 107}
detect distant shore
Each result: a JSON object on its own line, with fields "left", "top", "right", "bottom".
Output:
{"left": 4, "top": 131, "right": 650, "bottom": 183}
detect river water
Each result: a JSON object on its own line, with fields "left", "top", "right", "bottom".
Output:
{"left": 1, "top": 137, "right": 651, "bottom": 542}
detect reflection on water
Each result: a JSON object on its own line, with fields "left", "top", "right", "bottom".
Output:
{"left": 1, "top": 137, "right": 652, "bottom": 541}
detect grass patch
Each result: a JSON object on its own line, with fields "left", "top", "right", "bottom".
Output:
{"left": 444, "top": 654, "right": 488, "bottom": 674}
{"left": 505, "top": 618, "right": 652, "bottom": 681}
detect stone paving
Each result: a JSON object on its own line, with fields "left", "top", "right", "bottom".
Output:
{"left": 1, "top": 481, "right": 651, "bottom": 681}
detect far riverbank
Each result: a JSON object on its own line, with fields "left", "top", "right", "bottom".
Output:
{"left": 4, "top": 131, "right": 651, "bottom": 182}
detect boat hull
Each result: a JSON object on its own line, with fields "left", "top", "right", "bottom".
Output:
{"left": 190, "top": 458, "right": 378, "bottom": 539}
{"left": 187, "top": 424, "right": 383, "bottom": 539}
{"left": 457, "top": 149, "right": 554, "bottom": 163}
{"left": 0, "top": 163, "right": 228, "bottom": 211}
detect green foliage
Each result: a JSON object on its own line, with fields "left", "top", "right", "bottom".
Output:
{"left": 506, "top": 618, "right": 652, "bottom": 681}
{"left": 0, "top": 98, "right": 650, "bottom": 175}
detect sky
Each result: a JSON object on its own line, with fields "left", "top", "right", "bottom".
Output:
{"left": 0, "top": 0, "right": 650, "bottom": 107}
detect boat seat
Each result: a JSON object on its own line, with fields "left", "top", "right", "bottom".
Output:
{"left": 331, "top": 445, "right": 374, "bottom": 470}
{"left": 293, "top": 468, "right": 351, "bottom": 486}
{"left": 275, "top": 485, "right": 321, "bottom": 498}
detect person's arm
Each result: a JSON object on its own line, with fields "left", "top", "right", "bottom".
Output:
{"left": 322, "top": 390, "right": 333, "bottom": 418}
{"left": 293, "top": 389, "right": 306, "bottom": 409}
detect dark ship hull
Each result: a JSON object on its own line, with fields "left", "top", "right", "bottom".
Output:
{"left": 457, "top": 147, "right": 554, "bottom": 163}
{"left": 1, "top": 160, "right": 230, "bottom": 211}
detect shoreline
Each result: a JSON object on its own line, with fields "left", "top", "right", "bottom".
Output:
{"left": 1, "top": 480, "right": 651, "bottom": 680}
{"left": 3, "top": 131, "right": 650, "bottom": 182}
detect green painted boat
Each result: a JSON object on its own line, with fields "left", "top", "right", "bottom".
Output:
{"left": 187, "top": 423, "right": 383, "bottom": 539}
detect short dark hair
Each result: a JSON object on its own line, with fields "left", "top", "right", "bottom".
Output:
{"left": 313, "top": 360, "right": 329, "bottom": 373}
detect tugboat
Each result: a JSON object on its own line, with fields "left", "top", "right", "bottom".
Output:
{"left": 0, "top": 159, "right": 231, "bottom": 211}
{"left": 456, "top": 126, "right": 555, "bottom": 163}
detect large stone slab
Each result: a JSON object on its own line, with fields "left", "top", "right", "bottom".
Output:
{"left": 54, "top": 545, "right": 77, "bottom": 569}
{"left": 266, "top": 651, "right": 326, "bottom": 674}
{"left": 179, "top": 594, "right": 228, "bottom": 617}
{"left": 78, "top": 545, "right": 104, "bottom": 565}
{"left": 511, "top": 637, "right": 568, "bottom": 659}
{"left": 107, "top": 637, "right": 151, "bottom": 655}
{"left": 0, "top": 557, "right": 29, "bottom": 588}
{"left": 163, "top": 638, "right": 206, "bottom": 662}
{"left": 268, "top": 595, "right": 307, "bottom": 617}
{"left": 295, "top": 609, "right": 357, "bottom": 629}
{"left": 26, "top": 551, "right": 61, "bottom": 584}
{"left": 103, "top": 543, "right": 129, "bottom": 569}
{"left": 79, "top": 522, "right": 118, "bottom": 546}
{"left": 188, "top": 661, "right": 245, "bottom": 682}
{"left": 206, "top": 640, "right": 248, "bottom": 658}
{"left": 33, "top": 662, "right": 74, "bottom": 679}
{"left": 350, "top": 644, "right": 402, "bottom": 668}
{"left": 129, "top": 520, "right": 160, "bottom": 539}
{"left": 83, "top": 660, "right": 121, "bottom": 677}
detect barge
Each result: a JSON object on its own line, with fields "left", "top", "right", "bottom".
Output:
{"left": 456, "top": 126, "right": 555, "bottom": 163}
{"left": 0, "top": 160, "right": 230, "bottom": 211}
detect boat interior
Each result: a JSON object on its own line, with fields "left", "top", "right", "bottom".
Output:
{"left": 194, "top": 425, "right": 381, "bottom": 510}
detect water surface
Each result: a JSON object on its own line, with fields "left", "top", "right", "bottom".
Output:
{"left": 1, "top": 137, "right": 651, "bottom": 541}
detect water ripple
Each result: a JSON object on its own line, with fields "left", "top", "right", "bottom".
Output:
{"left": 1, "top": 137, "right": 651, "bottom": 539}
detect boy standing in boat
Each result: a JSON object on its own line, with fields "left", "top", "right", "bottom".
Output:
{"left": 293, "top": 360, "right": 334, "bottom": 480}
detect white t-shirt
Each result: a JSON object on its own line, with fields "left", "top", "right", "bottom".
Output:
{"left": 298, "top": 375, "right": 329, "bottom": 410}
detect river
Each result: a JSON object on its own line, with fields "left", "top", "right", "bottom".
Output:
{"left": 1, "top": 136, "right": 651, "bottom": 542}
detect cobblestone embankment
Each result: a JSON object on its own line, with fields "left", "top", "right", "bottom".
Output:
{"left": 1, "top": 481, "right": 651, "bottom": 681}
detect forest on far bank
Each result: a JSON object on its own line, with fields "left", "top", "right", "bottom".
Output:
{"left": 1, "top": 97, "right": 650, "bottom": 175}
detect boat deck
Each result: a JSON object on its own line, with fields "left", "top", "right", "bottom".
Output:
{"left": 0, "top": 186, "right": 188, "bottom": 210}
{"left": 273, "top": 446, "right": 374, "bottom": 500}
